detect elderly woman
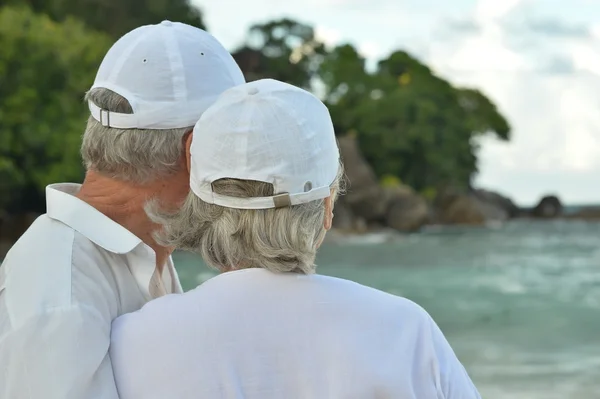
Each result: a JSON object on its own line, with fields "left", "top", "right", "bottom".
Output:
{"left": 110, "top": 79, "right": 481, "bottom": 399}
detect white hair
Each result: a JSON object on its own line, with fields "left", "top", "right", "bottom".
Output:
{"left": 81, "top": 88, "right": 191, "bottom": 183}
{"left": 147, "top": 166, "right": 344, "bottom": 274}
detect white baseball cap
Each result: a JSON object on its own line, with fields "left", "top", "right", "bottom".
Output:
{"left": 190, "top": 79, "right": 340, "bottom": 209}
{"left": 88, "top": 20, "right": 245, "bottom": 130}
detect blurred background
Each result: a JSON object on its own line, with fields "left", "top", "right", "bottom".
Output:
{"left": 1, "top": 0, "right": 599, "bottom": 398}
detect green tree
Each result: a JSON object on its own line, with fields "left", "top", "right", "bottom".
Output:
{"left": 319, "top": 45, "right": 510, "bottom": 190}
{"left": 456, "top": 88, "right": 510, "bottom": 139}
{"left": 0, "top": 0, "right": 205, "bottom": 38}
{"left": 233, "top": 18, "right": 326, "bottom": 89}
{"left": 0, "top": 6, "right": 111, "bottom": 212}
{"left": 319, "top": 44, "right": 371, "bottom": 134}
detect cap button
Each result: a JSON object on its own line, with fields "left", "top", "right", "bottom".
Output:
{"left": 247, "top": 87, "right": 259, "bottom": 95}
{"left": 161, "top": 20, "right": 173, "bottom": 26}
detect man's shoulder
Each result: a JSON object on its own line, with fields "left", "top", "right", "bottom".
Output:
{"left": 1, "top": 215, "right": 118, "bottom": 330}
{"left": 3, "top": 214, "right": 73, "bottom": 266}
{"left": 2, "top": 212, "right": 115, "bottom": 274}
{"left": 2, "top": 214, "right": 80, "bottom": 283}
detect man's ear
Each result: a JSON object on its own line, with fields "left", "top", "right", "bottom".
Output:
{"left": 184, "top": 130, "right": 193, "bottom": 174}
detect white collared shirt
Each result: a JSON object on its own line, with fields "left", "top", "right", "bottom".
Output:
{"left": 111, "top": 269, "right": 481, "bottom": 399}
{"left": 0, "top": 183, "right": 182, "bottom": 399}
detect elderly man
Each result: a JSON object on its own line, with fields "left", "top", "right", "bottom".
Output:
{"left": 110, "top": 79, "right": 481, "bottom": 399}
{"left": 0, "top": 21, "right": 244, "bottom": 398}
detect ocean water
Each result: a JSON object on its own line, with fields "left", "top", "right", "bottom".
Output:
{"left": 173, "top": 219, "right": 600, "bottom": 399}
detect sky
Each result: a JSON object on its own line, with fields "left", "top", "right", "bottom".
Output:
{"left": 192, "top": 0, "right": 600, "bottom": 206}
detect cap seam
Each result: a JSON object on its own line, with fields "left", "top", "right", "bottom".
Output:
{"left": 104, "top": 29, "right": 150, "bottom": 112}
{"left": 163, "top": 24, "right": 186, "bottom": 102}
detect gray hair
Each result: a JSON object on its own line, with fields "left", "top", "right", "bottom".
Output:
{"left": 148, "top": 166, "right": 344, "bottom": 274}
{"left": 81, "top": 88, "right": 191, "bottom": 183}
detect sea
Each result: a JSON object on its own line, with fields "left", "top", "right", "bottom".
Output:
{"left": 173, "top": 219, "right": 600, "bottom": 399}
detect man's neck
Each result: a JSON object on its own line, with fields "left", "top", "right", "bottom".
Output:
{"left": 76, "top": 171, "right": 173, "bottom": 269}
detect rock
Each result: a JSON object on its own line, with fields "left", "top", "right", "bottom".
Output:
{"left": 354, "top": 217, "right": 368, "bottom": 233}
{"left": 332, "top": 199, "right": 354, "bottom": 231}
{"left": 531, "top": 195, "right": 563, "bottom": 218}
{"left": 334, "top": 134, "right": 523, "bottom": 230}
{"left": 332, "top": 199, "right": 368, "bottom": 233}
{"left": 475, "top": 198, "right": 509, "bottom": 222}
{"left": 472, "top": 189, "right": 519, "bottom": 218}
{"left": 385, "top": 188, "right": 429, "bottom": 232}
{"left": 433, "top": 187, "right": 513, "bottom": 225}
{"left": 437, "top": 195, "right": 486, "bottom": 225}
{"left": 337, "top": 135, "right": 387, "bottom": 221}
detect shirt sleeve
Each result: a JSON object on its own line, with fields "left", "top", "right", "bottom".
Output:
{"left": 0, "top": 304, "right": 119, "bottom": 399}
{"left": 426, "top": 314, "right": 482, "bottom": 399}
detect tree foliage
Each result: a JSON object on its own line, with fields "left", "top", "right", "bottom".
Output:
{"left": 233, "top": 19, "right": 326, "bottom": 89}
{"left": 0, "top": 9, "right": 510, "bottom": 214}
{"left": 320, "top": 46, "right": 511, "bottom": 191}
{"left": 230, "top": 19, "right": 510, "bottom": 190}
{"left": 0, "top": 6, "right": 111, "bottom": 211}
{"left": 0, "top": 0, "right": 205, "bottom": 38}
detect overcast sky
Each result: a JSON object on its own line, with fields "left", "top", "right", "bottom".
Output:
{"left": 193, "top": 0, "right": 600, "bottom": 206}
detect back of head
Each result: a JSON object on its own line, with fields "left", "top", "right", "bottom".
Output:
{"left": 149, "top": 79, "right": 343, "bottom": 273}
{"left": 82, "top": 21, "right": 245, "bottom": 183}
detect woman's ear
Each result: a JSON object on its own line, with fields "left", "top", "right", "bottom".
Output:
{"left": 184, "top": 130, "right": 193, "bottom": 174}
{"left": 323, "top": 193, "right": 335, "bottom": 231}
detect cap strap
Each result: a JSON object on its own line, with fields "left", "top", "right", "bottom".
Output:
{"left": 273, "top": 193, "right": 292, "bottom": 208}
{"left": 88, "top": 101, "right": 139, "bottom": 129}
{"left": 192, "top": 184, "right": 332, "bottom": 210}
{"left": 99, "top": 109, "right": 110, "bottom": 127}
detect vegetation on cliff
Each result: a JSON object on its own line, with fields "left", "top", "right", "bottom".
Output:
{"left": 0, "top": 3, "right": 511, "bottom": 225}
{"left": 233, "top": 19, "right": 510, "bottom": 194}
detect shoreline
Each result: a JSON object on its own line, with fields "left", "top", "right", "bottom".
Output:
{"left": 1, "top": 203, "right": 600, "bottom": 260}
{"left": 325, "top": 213, "right": 600, "bottom": 243}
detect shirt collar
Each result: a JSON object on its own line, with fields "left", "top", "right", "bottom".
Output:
{"left": 45, "top": 183, "right": 143, "bottom": 254}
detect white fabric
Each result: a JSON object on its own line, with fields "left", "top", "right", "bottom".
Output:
{"left": 0, "top": 183, "right": 182, "bottom": 399}
{"left": 89, "top": 20, "right": 245, "bottom": 129}
{"left": 111, "top": 268, "right": 481, "bottom": 399}
{"left": 190, "top": 79, "right": 340, "bottom": 209}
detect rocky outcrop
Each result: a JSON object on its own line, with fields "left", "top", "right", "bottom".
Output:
{"left": 383, "top": 186, "right": 429, "bottom": 232}
{"left": 337, "top": 135, "right": 388, "bottom": 221}
{"left": 332, "top": 199, "right": 368, "bottom": 233}
{"left": 434, "top": 192, "right": 486, "bottom": 225}
{"left": 335, "top": 135, "right": 522, "bottom": 232}
{"left": 531, "top": 195, "right": 563, "bottom": 218}
{"left": 472, "top": 189, "right": 519, "bottom": 218}
{"left": 432, "top": 188, "right": 516, "bottom": 225}
{"left": 336, "top": 135, "right": 430, "bottom": 233}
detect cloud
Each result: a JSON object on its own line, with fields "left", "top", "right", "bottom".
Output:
{"left": 422, "top": 0, "right": 600, "bottom": 203}
{"left": 315, "top": 26, "right": 343, "bottom": 47}
{"left": 524, "top": 19, "right": 590, "bottom": 38}
{"left": 358, "top": 41, "right": 384, "bottom": 59}
{"left": 571, "top": 41, "right": 600, "bottom": 75}
{"left": 474, "top": 0, "right": 528, "bottom": 22}
{"left": 538, "top": 55, "right": 576, "bottom": 74}
{"left": 440, "top": 18, "right": 482, "bottom": 37}
{"left": 592, "top": 24, "right": 600, "bottom": 40}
